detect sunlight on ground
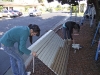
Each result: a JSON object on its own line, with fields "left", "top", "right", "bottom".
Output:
{"left": 0, "top": 32, "right": 4, "bottom": 35}
{"left": 6, "top": 18, "right": 12, "bottom": 19}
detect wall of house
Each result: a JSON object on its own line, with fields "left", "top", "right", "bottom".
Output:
{"left": 13, "top": 6, "right": 25, "bottom": 12}
{"left": 14, "top": 0, "right": 38, "bottom": 4}
{"left": 3, "top": 6, "right": 25, "bottom": 12}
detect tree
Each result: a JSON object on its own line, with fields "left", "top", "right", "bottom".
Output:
{"left": 0, "top": 6, "right": 3, "bottom": 12}
{"left": 88, "top": 0, "right": 100, "bottom": 24}
{"left": 38, "top": 0, "right": 44, "bottom": 3}
{"left": 2, "top": 0, "right": 14, "bottom": 2}
{"left": 47, "top": 0, "right": 81, "bottom": 5}
{"left": 47, "top": 0, "right": 100, "bottom": 25}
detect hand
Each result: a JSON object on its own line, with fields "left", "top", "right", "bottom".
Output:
{"left": 32, "top": 52, "right": 37, "bottom": 57}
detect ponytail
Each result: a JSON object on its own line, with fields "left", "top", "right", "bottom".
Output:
{"left": 28, "top": 24, "right": 33, "bottom": 29}
{"left": 28, "top": 24, "right": 40, "bottom": 36}
{"left": 28, "top": 24, "right": 40, "bottom": 44}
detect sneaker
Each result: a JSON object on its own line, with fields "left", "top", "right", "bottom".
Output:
{"left": 67, "top": 39, "right": 71, "bottom": 41}
{"left": 27, "top": 72, "right": 31, "bottom": 75}
{"left": 63, "top": 39, "right": 67, "bottom": 42}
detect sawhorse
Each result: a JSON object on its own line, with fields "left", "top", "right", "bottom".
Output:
{"left": 95, "top": 39, "right": 100, "bottom": 60}
{"left": 91, "top": 21, "right": 100, "bottom": 46}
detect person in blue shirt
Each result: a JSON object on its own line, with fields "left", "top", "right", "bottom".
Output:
{"left": 0, "top": 24, "right": 40, "bottom": 75}
{"left": 62, "top": 21, "right": 80, "bottom": 44}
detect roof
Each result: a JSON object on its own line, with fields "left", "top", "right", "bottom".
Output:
{"left": 0, "top": 2, "right": 44, "bottom": 7}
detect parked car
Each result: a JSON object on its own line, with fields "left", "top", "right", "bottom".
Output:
{"left": 29, "top": 10, "right": 42, "bottom": 16}
{"left": 1, "top": 10, "right": 18, "bottom": 17}
{"left": 13, "top": 10, "right": 23, "bottom": 16}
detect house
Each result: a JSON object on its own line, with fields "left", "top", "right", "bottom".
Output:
{"left": 0, "top": 1, "right": 44, "bottom": 13}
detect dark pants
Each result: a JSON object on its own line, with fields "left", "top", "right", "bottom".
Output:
{"left": 62, "top": 27, "right": 72, "bottom": 40}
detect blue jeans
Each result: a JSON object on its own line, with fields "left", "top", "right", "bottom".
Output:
{"left": 62, "top": 27, "right": 71, "bottom": 39}
{"left": 2, "top": 45, "right": 27, "bottom": 75}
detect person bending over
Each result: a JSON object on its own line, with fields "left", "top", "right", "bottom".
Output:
{"left": 0, "top": 24, "right": 40, "bottom": 75}
{"left": 62, "top": 21, "right": 80, "bottom": 44}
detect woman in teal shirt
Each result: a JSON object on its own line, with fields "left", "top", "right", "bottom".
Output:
{"left": 0, "top": 24, "right": 40, "bottom": 75}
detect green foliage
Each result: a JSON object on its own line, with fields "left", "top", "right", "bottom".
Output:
{"left": 0, "top": 6, "right": 3, "bottom": 12}
{"left": 72, "top": 5, "right": 78, "bottom": 13}
{"left": 25, "top": 6, "right": 30, "bottom": 12}
{"left": 46, "top": 8, "right": 53, "bottom": 12}
{"left": 25, "top": 6, "right": 32, "bottom": 12}
{"left": 38, "top": 0, "right": 44, "bottom": 3}
{"left": 2, "top": 0, "right": 14, "bottom": 2}
{"left": 55, "top": 5, "right": 62, "bottom": 11}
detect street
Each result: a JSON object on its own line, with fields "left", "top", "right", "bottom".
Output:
{"left": 0, "top": 12, "right": 70, "bottom": 75}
